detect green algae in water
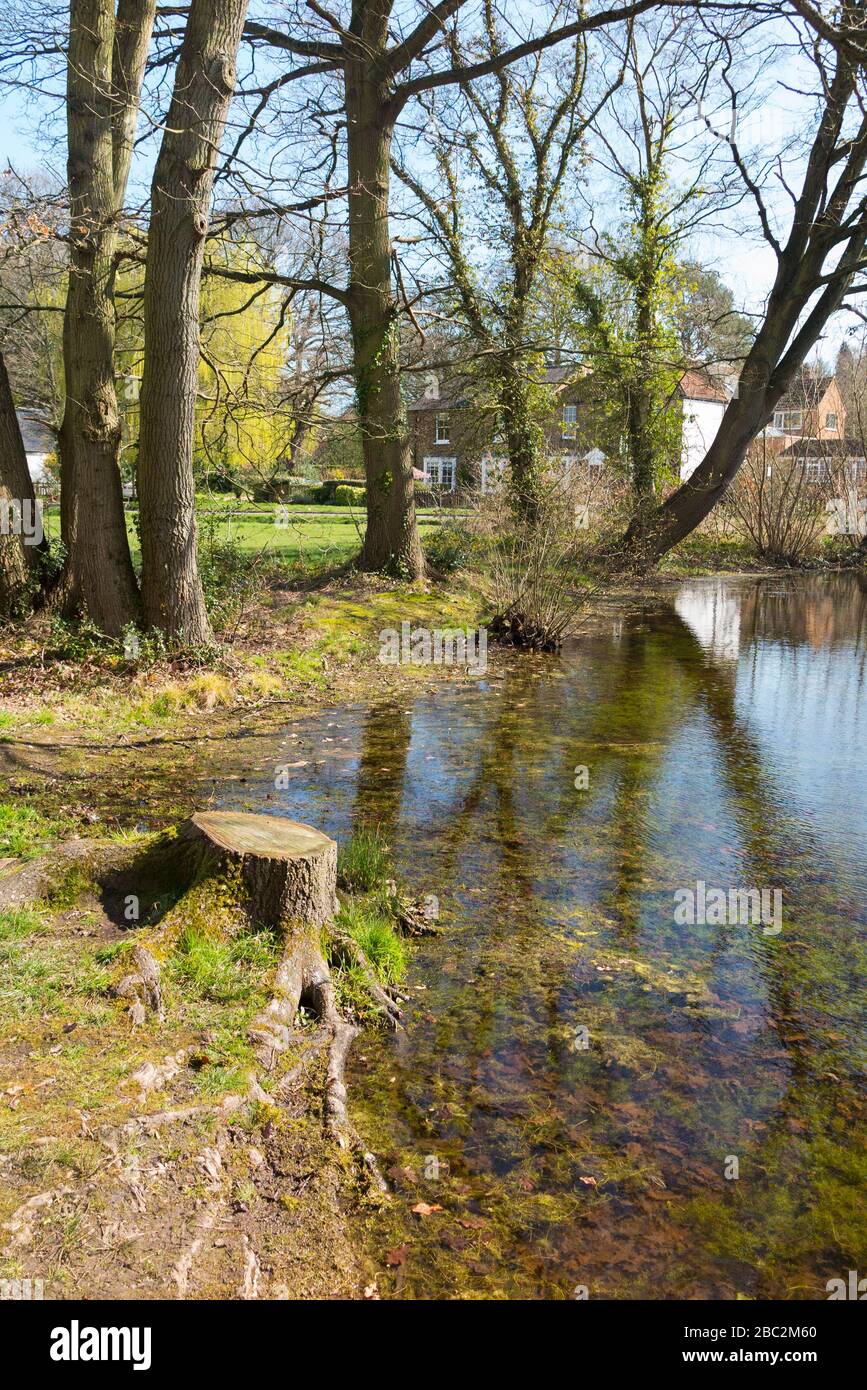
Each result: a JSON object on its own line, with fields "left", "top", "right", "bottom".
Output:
{"left": 337, "top": 576, "right": 867, "bottom": 1299}
{"left": 9, "top": 574, "right": 867, "bottom": 1299}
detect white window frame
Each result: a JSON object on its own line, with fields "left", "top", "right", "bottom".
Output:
{"left": 423, "top": 456, "right": 457, "bottom": 492}
{"left": 825, "top": 411, "right": 838, "bottom": 431}
{"left": 773, "top": 410, "right": 803, "bottom": 432}
{"left": 561, "top": 404, "right": 578, "bottom": 441}
{"left": 805, "top": 458, "right": 831, "bottom": 482}
{"left": 434, "top": 413, "right": 450, "bottom": 444}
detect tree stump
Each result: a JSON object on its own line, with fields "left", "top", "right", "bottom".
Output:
{"left": 179, "top": 811, "right": 338, "bottom": 930}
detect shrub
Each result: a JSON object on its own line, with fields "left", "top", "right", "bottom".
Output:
{"left": 333, "top": 484, "right": 367, "bottom": 507}
{"left": 424, "top": 522, "right": 477, "bottom": 574}
{"left": 313, "top": 479, "right": 365, "bottom": 503}
{"left": 473, "top": 469, "right": 595, "bottom": 651}
{"left": 727, "top": 442, "right": 842, "bottom": 564}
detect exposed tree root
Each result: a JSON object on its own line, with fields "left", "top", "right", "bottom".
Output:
{"left": 3, "top": 1187, "right": 74, "bottom": 1248}
{"left": 331, "top": 931, "right": 404, "bottom": 1028}
{"left": 238, "top": 1234, "right": 262, "bottom": 1300}
{"left": 0, "top": 837, "right": 128, "bottom": 912}
{"left": 249, "top": 932, "right": 389, "bottom": 1192}
{"left": 1, "top": 812, "right": 393, "bottom": 1295}
{"left": 110, "top": 944, "right": 164, "bottom": 1025}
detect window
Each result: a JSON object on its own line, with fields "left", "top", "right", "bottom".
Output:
{"left": 562, "top": 404, "right": 578, "bottom": 440}
{"left": 805, "top": 458, "right": 831, "bottom": 482}
{"left": 825, "top": 412, "right": 838, "bottom": 431}
{"left": 435, "top": 413, "right": 450, "bottom": 444}
{"left": 773, "top": 410, "right": 803, "bottom": 432}
{"left": 423, "top": 457, "right": 456, "bottom": 491}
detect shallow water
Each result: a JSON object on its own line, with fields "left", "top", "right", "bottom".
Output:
{"left": 219, "top": 573, "right": 867, "bottom": 1299}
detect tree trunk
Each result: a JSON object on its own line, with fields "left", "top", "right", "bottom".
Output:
{"left": 622, "top": 388, "right": 774, "bottom": 565}
{"left": 136, "top": 0, "right": 249, "bottom": 642}
{"left": 498, "top": 357, "right": 543, "bottom": 523}
{"left": 0, "top": 352, "right": 46, "bottom": 615}
{"left": 112, "top": 0, "right": 158, "bottom": 204}
{"left": 58, "top": 0, "right": 146, "bottom": 636}
{"left": 626, "top": 385, "right": 655, "bottom": 500}
{"left": 345, "top": 62, "right": 424, "bottom": 579}
{"left": 181, "top": 810, "right": 339, "bottom": 929}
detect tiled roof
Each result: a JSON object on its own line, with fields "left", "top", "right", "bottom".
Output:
{"left": 777, "top": 373, "right": 835, "bottom": 409}
{"left": 780, "top": 437, "right": 865, "bottom": 459}
{"left": 676, "top": 370, "right": 729, "bottom": 404}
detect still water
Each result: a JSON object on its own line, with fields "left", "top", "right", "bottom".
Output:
{"left": 225, "top": 573, "right": 867, "bottom": 1299}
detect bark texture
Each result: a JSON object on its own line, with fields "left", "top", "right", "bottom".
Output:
{"left": 345, "top": 30, "right": 424, "bottom": 579}
{"left": 182, "top": 810, "right": 338, "bottom": 929}
{"left": 136, "top": 0, "right": 249, "bottom": 642}
{"left": 58, "top": 0, "right": 155, "bottom": 635}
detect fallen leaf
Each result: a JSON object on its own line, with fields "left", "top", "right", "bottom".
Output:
{"left": 385, "top": 1165, "right": 417, "bottom": 1185}
{"left": 385, "top": 1245, "right": 409, "bottom": 1267}
{"left": 411, "top": 1202, "right": 443, "bottom": 1218}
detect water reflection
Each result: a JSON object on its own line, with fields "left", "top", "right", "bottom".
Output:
{"left": 228, "top": 574, "right": 867, "bottom": 1299}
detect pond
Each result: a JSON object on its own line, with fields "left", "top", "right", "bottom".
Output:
{"left": 219, "top": 572, "right": 867, "bottom": 1299}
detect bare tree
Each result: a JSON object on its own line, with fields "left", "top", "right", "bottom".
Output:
{"left": 245, "top": 1, "right": 704, "bottom": 574}
{"left": 616, "top": 2, "right": 867, "bottom": 565}
{"left": 393, "top": 1, "right": 602, "bottom": 520}
{"left": 574, "top": 14, "right": 745, "bottom": 507}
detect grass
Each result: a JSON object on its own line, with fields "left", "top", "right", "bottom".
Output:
{"left": 0, "top": 930, "right": 112, "bottom": 1021}
{"left": 167, "top": 922, "right": 282, "bottom": 1004}
{"left": 0, "top": 803, "right": 64, "bottom": 859}
{"left": 40, "top": 504, "right": 439, "bottom": 569}
{"left": 0, "top": 565, "right": 487, "bottom": 744}
{"left": 337, "top": 825, "right": 392, "bottom": 892}
{"left": 0, "top": 907, "right": 49, "bottom": 941}
{"left": 336, "top": 898, "right": 407, "bottom": 985}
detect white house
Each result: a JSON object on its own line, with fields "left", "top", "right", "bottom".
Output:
{"left": 675, "top": 371, "right": 729, "bottom": 481}
{"left": 16, "top": 410, "right": 56, "bottom": 489}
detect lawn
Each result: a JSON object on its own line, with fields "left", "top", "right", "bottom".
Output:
{"left": 39, "top": 503, "right": 444, "bottom": 568}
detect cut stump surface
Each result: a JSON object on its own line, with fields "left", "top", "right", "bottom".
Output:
{"left": 183, "top": 811, "right": 338, "bottom": 930}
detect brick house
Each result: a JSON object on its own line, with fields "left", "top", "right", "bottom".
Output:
{"left": 754, "top": 370, "right": 866, "bottom": 535}
{"left": 408, "top": 365, "right": 727, "bottom": 492}
{"left": 764, "top": 373, "right": 846, "bottom": 448}
{"left": 760, "top": 370, "right": 866, "bottom": 480}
